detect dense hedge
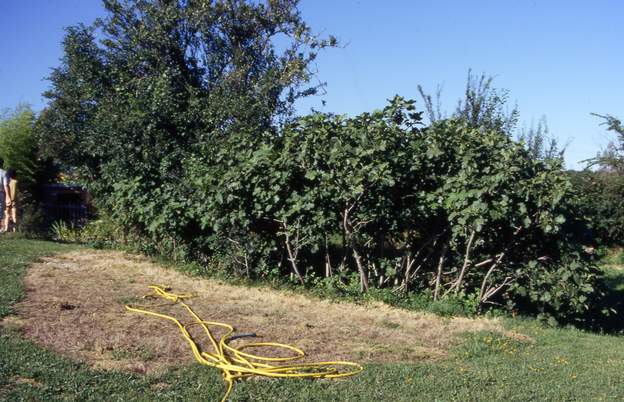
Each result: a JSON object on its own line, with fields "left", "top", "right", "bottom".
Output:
{"left": 37, "top": 0, "right": 609, "bottom": 324}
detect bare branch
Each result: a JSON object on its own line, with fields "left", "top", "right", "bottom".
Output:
{"left": 433, "top": 242, "right": 449, "bottom": 301}
{"left": 450, "top": 230, "right": 476, "bottom": 294}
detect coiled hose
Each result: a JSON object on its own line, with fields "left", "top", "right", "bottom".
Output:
{"left": 125, "top": 285, "right": 363, "bottom": 402}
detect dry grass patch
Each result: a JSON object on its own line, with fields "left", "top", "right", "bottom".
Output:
{"left": 6, "top": 250, "right": 519, "bottom": 374}
{"left": 12, "top": 376, "right": 42, "bottom": 387}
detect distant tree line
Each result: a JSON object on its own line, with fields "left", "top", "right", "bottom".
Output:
{"left": 569, "top": 114, "right": 624, "bottom": 246}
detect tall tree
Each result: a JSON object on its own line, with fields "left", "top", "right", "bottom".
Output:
{"left": 37, "top": 0, "right": 334, "bottom": 246}
{"left": 417, "top": 70, "right": 519, "bottom": 135}
{"left": 455, "top": 70, "right": 519, "bottom": 135}
{"left": 38, "top": 0, "right": 333, "bottom": 188}
{"left": 418, "top": 71, "right": 565, "bottom": 161}
{"left": 0, "top": 105, "right": 39, "bottom": 186}
{"left": 517, "top": 117, "right": 563, "bottom": 162}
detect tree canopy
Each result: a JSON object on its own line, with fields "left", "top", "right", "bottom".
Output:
{"left": 0, "top": 105, "right": 39, "bottom": 185}
{"left": 38, "top": 0, "right": 334, "bottom": 186}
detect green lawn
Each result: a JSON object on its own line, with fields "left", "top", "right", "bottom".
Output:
{"left": 2, "top": 237, "right": 624, "bottom": 401}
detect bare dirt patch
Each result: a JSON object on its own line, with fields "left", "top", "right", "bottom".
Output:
{"left": 3, "top": 250, "right": 518, "bottom": 374}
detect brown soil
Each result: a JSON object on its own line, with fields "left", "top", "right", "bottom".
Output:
{"left": 2, "top": 250, "right": 518, "bottom": 374}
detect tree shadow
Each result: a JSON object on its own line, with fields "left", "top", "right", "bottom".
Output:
{"left": 592, "top": 266, "right": 624, "bottom": 334}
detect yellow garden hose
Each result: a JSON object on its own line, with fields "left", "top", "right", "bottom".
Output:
{"left": 125, "top": 285, "right": 363, "bottom": 402}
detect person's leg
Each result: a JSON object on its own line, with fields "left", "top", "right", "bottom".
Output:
{"left": 2, "top": 208, "right": 8, "bottom": 232}
{"left": 0, "top": 196, "right": 5, "bottom": 232}
{"left": 3, "top": 202, "right": 10, "bottom": 232}
{"left": 9, "top": 204, "right": 16, "bottom": 232}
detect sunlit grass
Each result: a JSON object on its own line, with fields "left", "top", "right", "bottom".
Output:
{"left": 2, "top": 237, "right": 624, "bottom": 401}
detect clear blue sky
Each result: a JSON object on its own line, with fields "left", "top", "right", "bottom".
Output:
{"left": 1, "top": 0, "right": 622, "bottom": 169}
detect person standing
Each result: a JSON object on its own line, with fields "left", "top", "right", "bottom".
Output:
{"left": 4, "top": 169, "right": 17, "bottom": 232}
{"left": 0, "top": 159, "right": 6, "bottom": 232}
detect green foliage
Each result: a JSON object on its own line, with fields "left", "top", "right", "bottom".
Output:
{"left": 589, "top": 113, "right": 624, "bottom": 173}
{"left": 455, "top": 70, "right": 520, "bottom": 135}
{"left": 50, "top": 213, "right": 155, "bottom": 255}
{"left": 418, "top": 71, "right": 562, "bottom": 162}
{"left": 517, "top": 117, "right": 562, "bottom": 161}
{"left": 510, "top": 255, "right": 610, "bottom": 327}
{"left": 37, "top": 0, "right": 608, "bottom": 324}
{"left": 570, "top": 113, "right": 624, "bottom": 247}
{"left": 0, "top": 105, "right": 38, "bottom": 185}
{"left": 38, "top": 0, "right": 334, "bottom": 260}
{"left": 418, "top": 70, "right": 519, "bottom": 135}
{"left": 50, "top": 220, "right": 80, "bottom": 243}
{"left": 45, "top": 92, "right": 608, "bottom": 324}
{"left": 596, "top": 264, "right": 624, "bottom": 333}
{"left": 569, "top": 169, "right": 624, "bottom": 245}
{"left": 18, "top": 204, "right": 48, "bottom": 237}
{"left": 38, "top": 0, "right": 333, "bottom": 183}
{"left": 0, "top": 104, "right": 59, "bottom": 225}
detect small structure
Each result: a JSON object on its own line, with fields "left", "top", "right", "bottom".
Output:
{"left": 42, "top": 184, "right": 93, "bottom": 226}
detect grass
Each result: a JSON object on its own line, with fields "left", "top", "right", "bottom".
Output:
{"left": 601, "top": 247, "right": 624, "bottom": 267}
{"left": 2, "top": 236, "right": 624, "bottom": 401}
{"left": 14, "top": 248, "right": 494, "bottom": 369}
{"left": 110, "top": 346, "right": 156, "bottom": 362}
{"left": 597, "top": 254, "right": 624, "bottom": 333}
{"left": 0, "top": 235, "right": 80, "bottom": 318}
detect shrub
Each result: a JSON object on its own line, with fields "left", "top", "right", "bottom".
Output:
{"left": 36, "top": 0, "right": 609, "bottom": 325}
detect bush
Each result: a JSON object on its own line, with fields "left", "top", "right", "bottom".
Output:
{"left": 19, "top": 205, "right": 48, "bottom": 237}
{"left": 56, "top": 97, "right": 610, "bottom": 324}
{"left": 36, "top": 0, "right": 610, "bottom": 325}
{"left": 509, "top": 255, "right": 610, "bottom": 327}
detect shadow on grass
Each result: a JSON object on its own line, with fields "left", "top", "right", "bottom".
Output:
{"left": 592, "top": 266, "right": 624, "bottom": 333}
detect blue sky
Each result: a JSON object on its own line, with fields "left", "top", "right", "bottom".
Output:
{"left": 1, "top": 1, "right": 622, "bottom": 169}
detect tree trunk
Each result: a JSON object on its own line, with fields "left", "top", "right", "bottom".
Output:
{"left": 433, "top": 242, "right": 448, "bottom": 301}
{"left": 452, "top": 230, "right": 476, "bottom": 294}
{"left": 352, "top": 246, "right": 369, "bottom": 292}
{"left": 284, "top": 236, "right": 305, "bottom": 285}
{"left": 477, "top": 226, "right": 522, "bottom": 312}
{"left": 477, "top": 252, "right": 506, "bottom": 312}
{"left": 402, "top": 230, "right": 445, "bottom": 291}
{"left": 324, "top": 233, "right": 332, "bottom": 278}
{"left": 278, "top": 219, "right": 305, "bottom": 286}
